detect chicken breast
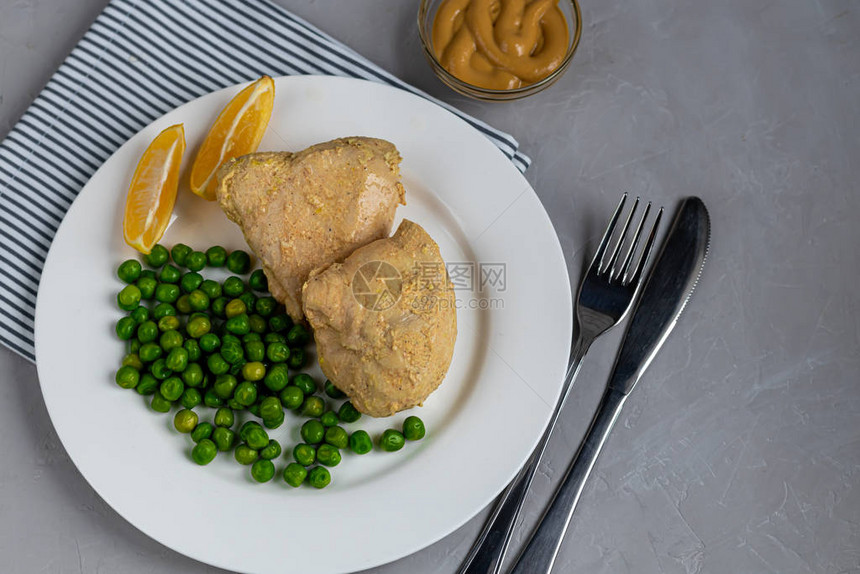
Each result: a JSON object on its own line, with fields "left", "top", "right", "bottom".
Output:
{"left": 303, "top": 219, "right": 457, "bottom": 417}
{"left": 216, "top": 137, "right": 406, "bottom": 321}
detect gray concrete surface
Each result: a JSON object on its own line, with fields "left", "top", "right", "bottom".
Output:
{"left": 1, "top": 0, "right": 859, "bottom": 572}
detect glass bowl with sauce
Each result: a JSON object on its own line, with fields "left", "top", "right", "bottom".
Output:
{"left": 418, "top": 0, "right": 582, "bottom": 101}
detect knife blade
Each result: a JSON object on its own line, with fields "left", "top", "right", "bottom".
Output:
{"left": 509, "top": 196, "right": 711, "bottom": 574}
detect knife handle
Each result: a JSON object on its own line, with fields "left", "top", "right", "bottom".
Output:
{"left": 509, "top": 387, "right": 627, "bottom": 574}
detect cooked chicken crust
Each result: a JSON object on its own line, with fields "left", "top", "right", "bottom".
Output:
{"left": 303, "top": 219, "right": 457, "bottom": 417}
{"left": 216, "top": 137, "right": 406, "bottom": 321}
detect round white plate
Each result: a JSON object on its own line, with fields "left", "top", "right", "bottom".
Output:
{"left": 35, "top": 76, "right": 571, "bottom": 574}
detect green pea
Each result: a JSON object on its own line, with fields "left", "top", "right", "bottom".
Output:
{"left": 175, "top": 295, "right": 192, "bottom": 314}
{"left": 221, "top": 333, "right": 241, "bottom": 346}
{"left": 173, "top": 409, "right": 198, "bottom": 433}
{"left": 136, "top": 373, "right": 159, "bottom": 396}
{"left": 293, "top": 443, "right": 316, "bottom": 466}
{"left": 212, "top": 427, "right": 235, "bottom": 451}
{"left": 279, "top": 385, "right": 304, "bottom": 410}
{"left": 239, "top": 293, "right": 258, "bottom": 315}
{"left": 129, "top": 306, "right": 149, "bottom": 325}
{"left": 262, "top": 411, "right": 285, "bottom": 429}
{"left": 150, "top": 393, "right": 172, "bottom": 413}
{"left": 244, "top": 341, "right": 265, "bottom": 362}
{"left": 243, "top": 332, "right": 262, "bottom": 344}
{"left": 183, "top": 339, "right": 201, "bottom": 362}
{"left": 301, "top": 396, "right": 325, "bottom": 418}
{"left": 206, "top": 409, "right": 231, "bottom": 430}
{"left": 324, "top": 426, "right": 349, "bottom": 449}
{"left": 214, "top": 374, "right": 238, "bottom": 399}
{"left": 191, "top": 439, "right": 217, "bottom": 465}
{"left": 254, "top": 298, "right": 276, "bottom": 319}
{"left": 264, "top": 332, "right": 286, "bottom": 344}
{"left": 379, "top": 429, "right": 405, "bottom": 452}
{"left": 230, "top": 445, "right": 256, "bottom": 466}
{"left": 264, "top": 364, "right": 290, "bottom": 392}
{"left": 227, "top": 398, "right": 243, "bottom": 410}
{"left": 157, "top": 315, "right": 180, "bottom": 332}
{"left": 127, "top": 339, "right": 142, "bottom": 354}
{"left": 246, "top": 427, "right": 269, "bottom": 450}
{"left": 199, "top": 333, "right": 220, "bottom": 353}
{"left": 259, "top": 439, "right": 282, "bottom": 460}
{"left": 221, "top": 343, "right": 244, "bottom": 365}
{"left": 241, "top": 361, "right": 265, "bottom": 382}
{"left": 207, "top": 352, "right": 229, "bottom": 375}
{"left": 291, "top": 374, "right": 316, "bottom": 396}
{"left": 316, "top": 444, "right": 341, "bottom": 467}
{"left": 177, "top": 272, "right": 200, "bottom": 295}
{"left": 248, "top": 314, "right": 266, "bottom": 334}
{"left": 204, "top": 389, "right": 224, "bottom": 408}
{"left": 226, "top": 250, "right": 251, "bottom": 274}
{"left": 122, "top": 353, "right": 143, "bottom": 370}
{"left": 258, "top": 396, "right": 283, "bottom": 421}
{"left": 144, "top": 244, "right": 169, "bottom": 268}
{"left": 338, "top": 401, "right": 362, "bottom": 424}
{"left": 187, "top": 289, "right": 209, "bottom": 311}
{"left": 233, "top": 381, "right": 258, "bottom": 406}
{"left": 191, "top": 422, "right": 214, "bottom": 443}
{"left": 152, "top": 302, "right": 177, "bottom": 320}
{"left": 247, "top": 268, "right": 267, "bottom": 291}
{"left": 154, "top": 283, "right": 180, "bottom": 304}
{"left": 139, "top": 269, "right": 156, "bottom": 281}
{"left": 199, "top": 279, "right": 222, "bottom": 300}
{"left": 287, "top": 348, "right": 305, "bottom": 369}
{"left": 209, "top": 296, "right": 227, "bottom": 318}
{"left": 137, "top": 343, "right": 160, "bottom": 363}
{"left": 224, "top": 299, "right": 247, "bottom": 318}
{"left": 225, "top": 313, "right": 250, "bottom": 335}
{"left": 324, "top": 380, "right": 346, "bottom": 399}
{"left": 320, "top": 411, "right": 339, "bottom": 428}
{"left": 160, "top": 330, "right": 183, "bottom": 352}
{"left": 205, "top": 246, "right": 227, "bottom": 267}
{"left": 223, "top": 276, "right": 245, "bottom": 297}
{"left": 115, "top": 316, "right": 137, "bottom": 340}
{"left": 301, "top": 420, "right": 325, "bottom": 444}
{"left": 150, "top": 359, "right": 172, "bottom": 380}
{"left": 186, "top": 315, "right": 211, "bottom": 339}
{"left": 115, "top": 365, "right": 139, "bottom": 389}
{"left": 250, "top": 459, "right": 274, "bottom": 483}
{"left": 117, "top": 284, "right": 141, "bottom": 311}
{"left": 282, "top": 463, "right": 307, "bottom": 487}
{"left": 400, "top": 416, "right": 426, "bottom": 441}
{"left": 186, "top": 251, "right": 206, "bottom": 272}
{"left": 158, "top": 264, "right": 181, "bottom": 284}
{"left": 170, "top": 243, "right": 192, "bottom": 266}
{"left": 181, "top": 362, "right": 204, "bottom": 387}
{"left": 349, "top": 430, "right": 373, "bottom": 454}
{"left": 159, "top": 376, "right": 184, "bottom": 402}
{"left": 239, "top": 421, "right": 263, "bottom": 442}
{"left": 117, "top": 259, "right": 142, "bottom": 283}
{"left": 136, "top": 276, "right": 158, "bottom": 299}
{"left": 268, "top": 314, "right": 292, "bottom": 333}
{"left": 307, "top": 466, "right": 331, "bottom": 489}
{"left": 180, "top": 387, "right": 202, "bottom": 409}
{"left": 286, "top": 324, "right": 310, "bottom": 346}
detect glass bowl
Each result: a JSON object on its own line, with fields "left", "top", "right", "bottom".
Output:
{"left": 417, "top": 0, "right": 582, "bottom": 101}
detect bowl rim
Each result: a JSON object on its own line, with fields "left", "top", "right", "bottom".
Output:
{"left": 417, "top": 0, "right": 583, "bottom": 99}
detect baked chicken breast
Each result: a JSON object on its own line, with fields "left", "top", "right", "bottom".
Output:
{"left": 216, "top": 137, "right": 406, "bottom": 321}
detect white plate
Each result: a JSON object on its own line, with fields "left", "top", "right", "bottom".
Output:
{"left": 35, "top": 76, "right": 572, "bottom": 574}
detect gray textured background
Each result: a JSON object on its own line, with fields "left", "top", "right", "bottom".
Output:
{"left": 1, "top": 0, "right": 859, "bottom": 573}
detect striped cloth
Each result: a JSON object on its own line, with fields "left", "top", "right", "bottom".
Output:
{"left": 0, "top": 0, "right": 530, "bottom": 363}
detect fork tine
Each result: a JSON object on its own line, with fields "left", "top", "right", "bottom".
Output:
{"left": 615, "top": 202, "right": 652, "bottom": 283}
{"left": 625, "top": 206, "right": 663, "bottom": 285}
{"left": 590, "top": 193, "right": 627, "bottom": 270}
{"left": 602, "top": 196, "right": 639, "bottom": 276}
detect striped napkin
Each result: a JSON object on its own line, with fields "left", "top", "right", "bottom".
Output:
{"left": 0, "top": 0, "right": 530, "bottom": 363}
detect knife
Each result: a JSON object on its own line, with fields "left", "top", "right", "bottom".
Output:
{"left": 508, "top": 196, "right": 711, "bottom": 574}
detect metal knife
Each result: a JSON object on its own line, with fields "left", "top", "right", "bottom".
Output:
{"left": 508, "top": 196, "right": 711, "bottom": 574}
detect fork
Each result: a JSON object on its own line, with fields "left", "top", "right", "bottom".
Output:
{"left": 458, "top": 194, "right": 662, "bottom": 574}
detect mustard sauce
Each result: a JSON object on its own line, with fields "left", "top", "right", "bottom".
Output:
{"left": 432, "top": 0, "right": 569, "bottom": 90}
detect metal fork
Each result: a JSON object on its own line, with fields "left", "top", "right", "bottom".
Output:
{"left": 459, "top": 194, "right": 662, "bottom": 574}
